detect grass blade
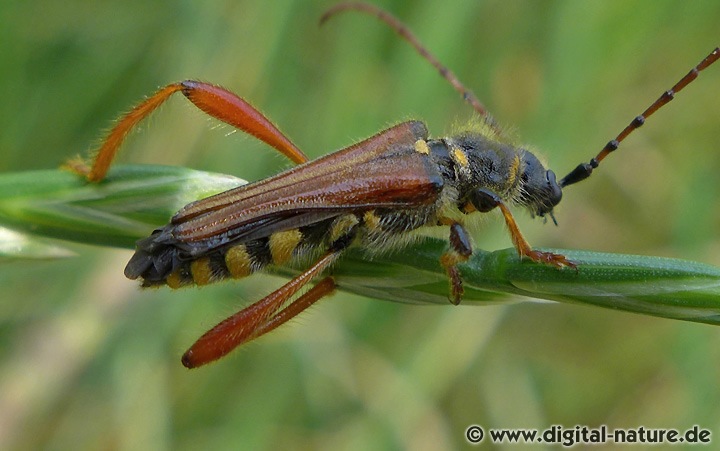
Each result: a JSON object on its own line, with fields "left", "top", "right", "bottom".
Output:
{"left": 1, "top": 165, "right": 719, "bottom": 325}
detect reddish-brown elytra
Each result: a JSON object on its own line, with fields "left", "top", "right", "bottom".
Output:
{"left": 71, "top": 2, "right": 719, "bottom": 368}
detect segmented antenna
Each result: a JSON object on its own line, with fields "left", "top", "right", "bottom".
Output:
{"left": 560, "top": 47, "right": 720, "bottom": 188}
{"left": 320, "top": 2, "right": 502, "bottom": 136}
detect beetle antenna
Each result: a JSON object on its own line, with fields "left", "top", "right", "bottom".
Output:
{"left": 320, "top": 2, "right": 502, "bottom": 136}
{"left": 560, "top": 47, "right": 720, "bottom": 188}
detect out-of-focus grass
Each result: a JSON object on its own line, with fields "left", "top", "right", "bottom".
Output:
{"left": 1, "top": 0, "right": 719, "bottom": 450}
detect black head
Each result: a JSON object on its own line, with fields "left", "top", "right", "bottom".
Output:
{"left": 518, "top": 152, "right": 562, "bottom": 221}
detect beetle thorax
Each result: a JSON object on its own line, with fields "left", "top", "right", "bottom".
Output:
{"left": 443, "top": 133, "right": 563, "bottom": 219}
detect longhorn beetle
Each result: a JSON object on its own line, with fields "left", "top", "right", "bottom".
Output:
{"left": 70, "top": 2, "right": 719, "bottom": 368}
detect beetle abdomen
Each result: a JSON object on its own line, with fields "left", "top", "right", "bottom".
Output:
{"left": 125, "top": 203, "right": 444, "bottom": 289}
{"left": 125, "top": 226, "right": 297, "bottom": 288}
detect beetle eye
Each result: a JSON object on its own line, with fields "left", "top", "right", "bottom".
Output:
{"left": 546, "top": 170, "right": 562, "bottom": 203}
{"left": 547, "top": 169, "right": 556, "bottom": 185}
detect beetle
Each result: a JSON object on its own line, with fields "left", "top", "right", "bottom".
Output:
{"left": 71, "top": 2, "right": 719, "bottom": 368}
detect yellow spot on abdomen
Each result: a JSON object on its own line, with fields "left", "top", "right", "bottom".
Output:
{"left": 269, "top": 229, "right": 303, "bottom": 265}
{"left": 363, "top": 210, "right": 382, "bottom": 230}
{"left": 452, "top": 147, "right": 469, "bottom": 168}
{"left": 330, "top": 215, "right": 359, "bottom": 243}
{"left": 166, "top": 270, "right": 184, "bottom": 289}
{"left": 225, "top": 245, "right": 253, "bottom": 278}
{"left": 190, "top": 257, "right": 213, "bottom": 286}
{"left": 414, "top": 139, "right": 430, "bottom": 155}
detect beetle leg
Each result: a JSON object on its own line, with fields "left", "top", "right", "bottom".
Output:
{"left": 73, "top": 81, "right": 308, "bottom": 182}
{"left": 179, "top": 81, "right": 308, "bottom": 165}
{"left": 181, "top": 252, "right": 339, "bottom": 369}
{"left": 182, "top": 216, "right": 358, "bottom": 368}
{"left": 469, "top": 188, "right": 576, "bottom": 269}
{"left": 437, "top": 220, "right": 472, "bottom": 305}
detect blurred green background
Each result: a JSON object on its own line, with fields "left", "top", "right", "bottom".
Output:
{"left": 1, "top": 0, "right": 719, "bottom": 449}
